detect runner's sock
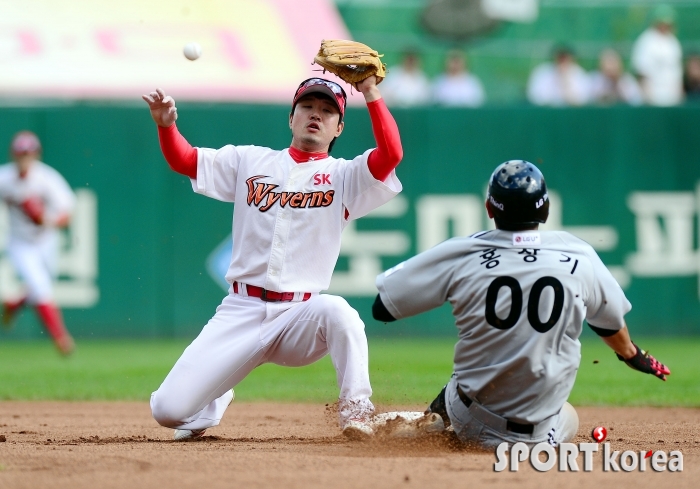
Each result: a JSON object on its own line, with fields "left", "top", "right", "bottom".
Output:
{"left": 35, "top": 303, "right": 74, "bottom": 354}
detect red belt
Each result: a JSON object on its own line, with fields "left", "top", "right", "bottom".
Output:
{"left": 233, "top": 282, "right": 312, "bottom": 302}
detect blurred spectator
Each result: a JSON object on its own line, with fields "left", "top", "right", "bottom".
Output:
{"left": 684, "top": 54, "right": 700, "bottom": 102}
{"left": 631, "top": 4, "right": 683, "bottom": 106}
{"left": 527, "top": 45, "right": 591, "bottom": 106}
{"left": 589, "top": 49, "right": 643, "bottom": 106}
{"left": 381, "top": 49, "right": 431, "bottom": 107}
{"left": 431, "top": 50, "right": 485, "bottom": 107}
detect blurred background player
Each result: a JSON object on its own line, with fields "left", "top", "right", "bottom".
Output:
{"left": 373, "top": 161, "right": 670, "bottom": 449}
{"left": 431, "top": 50, "right": 485, "bottom": 107}
{"left": 527, "top": 45, "right": 591, "bottom": 106}
{"left": 589, "top": 48, "right": 643, "bottom": 106}
{"left": 0, "top": 131, "right": 76, "bottom": 355}
{"left": 631, "top": 4, "right": 683, "bottom": 106}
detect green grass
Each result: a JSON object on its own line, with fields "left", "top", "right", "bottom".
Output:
{"left": 571, "top": 337, "right": 700, "bottom": 406}
{"left": 0, "top": 337, "right": 697, "bottom": 406}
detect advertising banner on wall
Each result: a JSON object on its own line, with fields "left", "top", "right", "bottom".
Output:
{"left": 1, "top": 104, "right": 698, "bottom": 338}
{"left": 0, "top": 0, "right": 365, "bottom": 103}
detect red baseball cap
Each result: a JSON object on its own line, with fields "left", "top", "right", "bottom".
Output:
{"left": 292, "top": 78, "right": 347, "bottom": 117}
{"left": 11, "top": 131, "right": 41, "bottom": 154}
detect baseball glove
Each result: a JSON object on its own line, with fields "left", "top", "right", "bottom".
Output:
{"left": 313, "top": 39, "right": 387, "bottom": 85}
{"left": 21, "top": 197, "right": 44, "bottom": 225}
{"left": 616, "top": 343, "right": 671, "bottom": 381}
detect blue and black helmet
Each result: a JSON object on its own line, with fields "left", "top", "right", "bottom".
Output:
{"left": 487, "top": 160, "right": 549, "bottom": 230}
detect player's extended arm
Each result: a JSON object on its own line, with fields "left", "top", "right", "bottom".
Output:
{"left": 356, "top": 77, "right": 403, "bottom": 182}
{"left": 589, "top": 323, "right": 671, "bottom": 381}
{"left": 142, "top": 89, "right": 197, "bottom": 179}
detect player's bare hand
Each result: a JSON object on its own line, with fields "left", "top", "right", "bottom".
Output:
{"left": 142, "top": 88, "right": 178, "bottom": 127}
{"left": 356, "top": 76, "right": 381, "bottom": 103}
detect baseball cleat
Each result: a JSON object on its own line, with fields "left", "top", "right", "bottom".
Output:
{"left": 2, "top": 302, "right": 21, "bottom": 329}
{"left": 1, "top": 308, "right": 12, "bottom": 328}
{"left": 55, "top": 335, "right": 75, "bottom": 356}
{"left": 172, "top": 390, "right": 235, "bottom": 441}
{"left": 370, "top": 411, "right": 445, "bottom": 438}
{"left": 342, "top": 419, "right": 374, "bottom": 441}
{"left": 173, "top": 429, "right": 206, "bottom": 441}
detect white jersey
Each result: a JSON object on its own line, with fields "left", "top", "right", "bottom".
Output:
{"left": 0, "top": 161, "right": 75, "bottom": 243}
{"left": 631, "top": 27, "right": 683, "bottom": 106}
{"left": 193, "top": 145, "right": 402, "bottom": 293}
{"left": 376, "top": 229, "right": 631, "bottom": 424}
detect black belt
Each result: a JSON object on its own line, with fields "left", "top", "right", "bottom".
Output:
{"left": 456, "top": 385, "right": 534, "bottom": 435}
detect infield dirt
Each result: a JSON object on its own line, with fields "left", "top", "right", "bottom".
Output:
{"left": 0, "top": 402, "right": 697, "bottom": 489}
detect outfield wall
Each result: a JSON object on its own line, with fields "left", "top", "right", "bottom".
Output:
{"left": 1, "top": 104, "right": 699, "bottom": 339}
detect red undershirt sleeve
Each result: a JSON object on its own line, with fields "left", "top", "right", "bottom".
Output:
{"left": 366, "top": 98, "right": 403, "bottom": 182}
{"left": 157, "top": 124, "right": 198, "bottom": 179}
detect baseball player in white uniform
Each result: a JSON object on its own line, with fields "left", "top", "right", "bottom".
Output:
{"left": 373, "top": 160, "right": 670, "bottom": 449}
{"left": 0, "top": 131, "right": 76, "bottom": 355}
{"left": 142, "top": 75, "right": 403, "bottom": 440}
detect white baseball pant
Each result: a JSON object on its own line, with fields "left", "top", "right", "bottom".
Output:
{"left": 6, "top": 236, "right": 58, "bottom": 304}
{"left": 151, "top": 291, "right": 374, "bottom": 431}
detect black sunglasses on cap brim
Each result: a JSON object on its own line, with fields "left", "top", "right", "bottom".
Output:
{"left": 292, "top": 78, "right": 347, "bottom": 115}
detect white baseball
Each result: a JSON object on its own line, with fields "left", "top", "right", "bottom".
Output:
{"left": 183, "top": 42, "right": 202, "bottom": 61}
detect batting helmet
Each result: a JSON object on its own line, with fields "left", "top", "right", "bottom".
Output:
{"left": 486, "top": 160, "right": 549, "bottom": 230}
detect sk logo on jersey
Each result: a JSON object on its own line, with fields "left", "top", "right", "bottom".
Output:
{"left": 246, "top": 175, "right": 334, "bottom": 212}
{"left": 313, "top": 173, "right": 332, "bottom": 185}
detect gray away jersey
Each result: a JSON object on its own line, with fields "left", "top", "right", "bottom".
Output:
{"left": 376, "top": 230, "right": 631, "bottom": 424}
